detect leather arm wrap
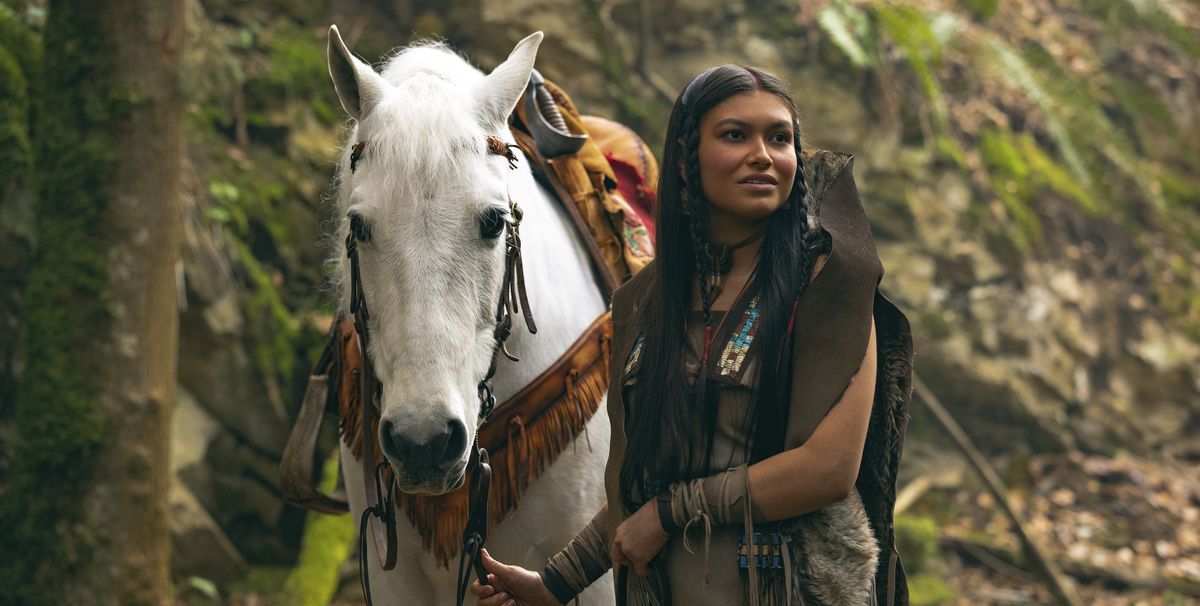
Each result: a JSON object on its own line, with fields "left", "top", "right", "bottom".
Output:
{"left": 656, "top": 493, "right": 680, "bottom": 535}
{"left": 662, "top": 464, "right": 762, "bottom": 530}
{"left": 541, "top": 507, "right": 612, "bottom": 603}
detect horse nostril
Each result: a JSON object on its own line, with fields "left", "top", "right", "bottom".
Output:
{"left": 438, "top": 419, "right": 468, "bottom": 469}
{"left": 380, "top": 416, "right": 467, "bottom": 472}
{"left": 380, "top": 419, "right": 410, "bottom": 462}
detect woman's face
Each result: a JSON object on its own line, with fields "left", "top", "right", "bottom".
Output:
{"left": 696, "top": 90, "right": 797, "bottom": 238}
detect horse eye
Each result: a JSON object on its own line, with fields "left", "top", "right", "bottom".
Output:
{"left": 479, "top": 207, "right": 507, "bottom": 240}
{"left": 348, "top": 211, "right": 372, "bottom": 243}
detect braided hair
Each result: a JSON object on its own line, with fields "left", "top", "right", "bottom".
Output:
{"left": 620, "top": 66, "right": 832, "bottom": 513}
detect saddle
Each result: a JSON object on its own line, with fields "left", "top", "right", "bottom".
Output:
{"left": 279, "top": 75, "right": 658, "bottom": 566}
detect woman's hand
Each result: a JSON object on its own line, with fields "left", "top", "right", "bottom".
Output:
{"left": 610, "top": 498, "right": 670, "bottom": 576}
{"left": 469, "top": 548, "right": 560, "bottom": 606}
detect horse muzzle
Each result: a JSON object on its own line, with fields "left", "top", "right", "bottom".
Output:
{"left": 380, "top": 416, "right": 470, "bottom": 494}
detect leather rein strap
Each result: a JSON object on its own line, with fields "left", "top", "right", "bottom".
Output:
{"left": 349, "top": 135, "right": 536, "bottom": 606}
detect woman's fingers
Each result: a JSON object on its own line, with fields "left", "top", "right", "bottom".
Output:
{"left": 480, "top": 550, "right": 511, "bottom": 587}
{"left": 611, "top": 545, "right": 626, "bottom": 569}
{"left": 481, "top": 548, "right": 504, "bottom": 573}
{"left": 475, "top": 551, "right": 511, "bottom": 604}
{"left": 468, "top": 579, "right": 496, "bottom": 597}
{"left": 477, "top": 590, "right": 511, "bottom": 606}
{"left": 627, "top": 548, "right": 650, "bottom": 577}
{"left": 612, "top": 544, "right": 651, "bottom": 576}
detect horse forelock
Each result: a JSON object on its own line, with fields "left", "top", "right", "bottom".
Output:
{"left": 379, "top": 41, "right": 483, "bottom": 89}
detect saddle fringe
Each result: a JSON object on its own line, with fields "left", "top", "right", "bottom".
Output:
{"left": 339, "top": 347, "right": 609, "bottom": 568}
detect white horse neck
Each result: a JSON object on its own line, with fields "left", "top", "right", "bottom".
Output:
{"left": 485, "top": 158, "right": 607, "bottom": 402}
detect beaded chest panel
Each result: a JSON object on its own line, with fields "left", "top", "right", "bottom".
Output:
{"left": 620, "top": 293, "right": 762, "bottom": 386}
{"left": 713, "top": 294, "right": 760, "bottom": 382}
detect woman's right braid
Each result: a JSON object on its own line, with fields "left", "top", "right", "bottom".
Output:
{"left": 792, "top": 126, "right": 828, "bottom": 300}
{"left": 682, "top": 113, "right": 713, "bottom": 333}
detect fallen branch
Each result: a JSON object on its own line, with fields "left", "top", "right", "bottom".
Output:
{"left": 940, "top": 536, "right": 1200, "bottom": 598}
{"left": 893, "top": 472, "right": 933, "bottom": 516}
{"left": 913, "top": 373, "right": 1081, "bottom": 606}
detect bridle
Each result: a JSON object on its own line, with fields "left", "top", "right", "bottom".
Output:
{"left": 346, "top": 135, "right": 535, "bottom": 606}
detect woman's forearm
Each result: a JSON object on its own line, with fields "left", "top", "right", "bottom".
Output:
{"left": 541, "top": 504, "right": 612, "bottom": 603}
{"left": 747, "top": 436, "right": 863, "bottom": 521}
{"left": 747, "top": 317, "right": 877, "bottom": 521}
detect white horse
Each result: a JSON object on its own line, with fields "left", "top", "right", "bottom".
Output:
{"left": 325, "top": 26, "right": 614, "bottom": 605}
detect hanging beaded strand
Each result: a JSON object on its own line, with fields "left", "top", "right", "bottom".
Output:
{"left": 698, "top": 228, "right": 766, "bottom": 368}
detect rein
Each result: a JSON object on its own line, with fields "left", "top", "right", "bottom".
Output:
{"left": 347, "top": 135, "right": 535, "bottom": 606}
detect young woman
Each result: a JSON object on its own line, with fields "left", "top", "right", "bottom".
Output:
{"left": 471, "top": 65, "right": 914, "bottom": 606}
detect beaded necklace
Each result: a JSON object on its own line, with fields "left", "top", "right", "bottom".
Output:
{"left": 698, "top": 229, "right": 764, "bottom": 368}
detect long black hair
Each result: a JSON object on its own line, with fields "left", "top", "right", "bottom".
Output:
{"left": 619, "top": 65, "right": 831, "bottom": 513}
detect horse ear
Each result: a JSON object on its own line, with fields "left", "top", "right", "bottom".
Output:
{"left": 476, "top": 31, "right": 543, "bottom": 127}
{"left": 327, "top": 24, "right": 387, "bottom": 121}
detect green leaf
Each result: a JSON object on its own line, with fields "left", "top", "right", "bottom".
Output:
{"left": 818, "top": 3, "right": 874, "bottom": 68}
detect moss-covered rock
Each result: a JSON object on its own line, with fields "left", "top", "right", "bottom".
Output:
{"left": 895, "top": 515, "right": 939, "bottom": 575}
{"left": 907, "top": 573, "right": 956, "bottom": 605}
{"left": 895, "top": 516, "right": 956, "bottom": 605}
{"left": 278, "top": 454, "right": 356, "bottom": 606}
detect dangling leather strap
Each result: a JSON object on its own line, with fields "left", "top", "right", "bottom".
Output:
{"left": 279, "top": 335, "right": 350, "bottom": 514}
{"left": 455, "top": 442, "right": 493, "bottom": 606}
{"left": 357, "top": 352, "right": 396, "bottom": 605}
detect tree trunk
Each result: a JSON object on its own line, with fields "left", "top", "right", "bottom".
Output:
{"left": 0, "top": 0, "right": 185, "bottom": 604}
{"left": 68, "top": 0, "right": 187, "bottom": 602}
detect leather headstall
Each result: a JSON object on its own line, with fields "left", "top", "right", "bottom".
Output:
{"left": 280, "top": 105, "right": 610, "bottom": 606}
{"left": 341, "top": 133, "right": 538, "bottom": 606}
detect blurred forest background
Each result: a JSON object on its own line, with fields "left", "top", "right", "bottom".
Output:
{"left": 1, "top": 0, "right": 1198, "bottom": 604}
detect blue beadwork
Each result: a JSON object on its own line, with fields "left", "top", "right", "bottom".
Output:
{"left": 738, "top": 531, "right": 784, "bottom": 569}
{"left": 624, "top": 335, "right": 644, "bottom": 377}
{"left": 717, "top": 295, "right": 760, "bottom": 378}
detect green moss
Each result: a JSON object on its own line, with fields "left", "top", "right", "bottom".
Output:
{"left": 908, "top": 573, "right": 956, "bottom": 605}
{"left": 980, "top": 128, "right": 1039, "bottom": 249}
{"left": 957, "top": 0, "right": 997, "bottom": 21}
{"left": 279, "top": 455, "right": 356, "bottom": 606}
{"left": 1018, "top": 134, "right": 1098, "bottom": 214}
{"left": 232, "top": 237, "right": 298, "bottom": 382}
{"left": 1108, "top": 75, "right": 1182, "bottom": 155}
{"left": 1162, "top": 170, "right": 1200, "bottom": 211}
{"left": 917, "top": 309, "right": 953, "bottom": 340}
{"left": 894, "top": 515, "right": 940, "bottom": 575}
{"left": 1019, "top": 40, "right": 1165, "bottom": 215}
{"left": 971, "top": 35, "right": 1093, "bottom": 191}
{"left": 1080, "top": 0, "right": 1200, "bottom": 59}
{"left": 0, "top": 2, "right": 118, "bottom": 604}
{"left": 0, "top": 8, "right": 38, "bottom": 197}
{"left": 227, "top": 566, "right": 293, "bottom": 597}
{"left": 256, "top": 23, "right": 328, "bottom": 105}
{"left": 0, "top": 46, "right": 31, "bottom": 189}
{"left": 238, "top": 22, "right": 340, "bottom": 135}
{"left": 185, "top": 14, "right": 336, "bottom": 405}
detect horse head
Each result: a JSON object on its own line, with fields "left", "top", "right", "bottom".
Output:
{"left": 327, "top": 25, "right": 542, "bottom": 495}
